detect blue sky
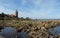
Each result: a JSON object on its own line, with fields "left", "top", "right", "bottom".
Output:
{"left": 0, "top": 0, "right": 60, "bottom": 19}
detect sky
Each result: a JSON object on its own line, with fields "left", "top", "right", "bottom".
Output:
{"left": 0, "top": 0, "right": 60, "bottom": 19}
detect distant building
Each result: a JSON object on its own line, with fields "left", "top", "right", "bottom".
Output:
{"left": 9, "top": 10, "right": 18, "bottom": 18}
{"left": 0, "top": 10, "right": 18, "bottom": 20}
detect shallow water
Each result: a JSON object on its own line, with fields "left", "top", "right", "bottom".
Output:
{"left": 50, "top": 26, "right": 60, "bottom": 36}
{"left": 1, "top": 26, "right": 60, "bottom": 38}
{"left": 0, "top": 27, "right": 29, "bottom": 38}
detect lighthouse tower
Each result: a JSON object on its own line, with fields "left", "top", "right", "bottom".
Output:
{"left": 15, "top": 10, "right": 18, "bottom": 18}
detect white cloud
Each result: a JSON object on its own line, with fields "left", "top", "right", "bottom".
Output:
{"left": 0, "top": 0, "right": 60, "bottom": 19}
{"left": 0, "top": 6, "right": 15, "bottom": 15}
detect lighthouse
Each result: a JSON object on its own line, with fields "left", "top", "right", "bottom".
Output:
{"left": 15, "top": 10, "right": 18, "bottom": 18}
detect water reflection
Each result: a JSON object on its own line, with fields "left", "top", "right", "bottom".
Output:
{"left": 17, "top": 32, "right": 29, "bottom": 38}
{"left": 0, "top": 27, "right": 29, "bottom": 38}
{"left": 50, "top": 26, "right": 60, "bottom": 36}
{"left": 0, "top": 26, "right": 60, "bottom": 38}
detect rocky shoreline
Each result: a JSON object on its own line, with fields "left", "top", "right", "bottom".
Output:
{"left": 16, "top": 23, "right": 60, "bottom": 38}
{"left": 0, "top": 20, "right": 60, "bottom": 38}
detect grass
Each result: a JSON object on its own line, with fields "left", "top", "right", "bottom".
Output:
{"left": 0, "top": 19, "right": 60, "bottom": 29}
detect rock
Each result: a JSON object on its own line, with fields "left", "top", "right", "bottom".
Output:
{"left": 49, "top": 35, "right": 54, "bottom": 38}
{"left": 17, "top": 32, "right": 29, "bottom": 38}
{"left": 28, "top": 29, "right": 49, "bottom": 38}
{"left": 0, "top": 36, "right": 5, "bottom": 38}
{"left": 0, "top": 27, "right": 4, "bottom": 32}
{"left": 39, "top": 30, "right": 49, "bottom": 38}
{"left": 41, "top": 27, "right": 47, "bottom": 31}
{"left": 34, "top": 27, "right": 39, "bottom": 31}
{"left": 56, "top": 34, "right": 60, "bottom": 38}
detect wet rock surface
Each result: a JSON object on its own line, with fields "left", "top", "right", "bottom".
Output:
{"left": 16, "top": 24, "right": 52, "bottom": 38}
{"left": 16, "top": 23, "right": 60, "bottom": 38}
{"left": 1, "top": 20, "right": 60, "bottom": 38}
{"left": 0, "top": 25, "right": 59, "bottom": 38}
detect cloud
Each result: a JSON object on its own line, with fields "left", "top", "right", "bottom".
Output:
{"left": 0, "top": 0, "right": 18, "bottom": 14}
{"left": 0, "top": 6, "right": 15, "bottom": 15}
{"left": 0, "top": 0, "right": 60, "bottom": 19}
